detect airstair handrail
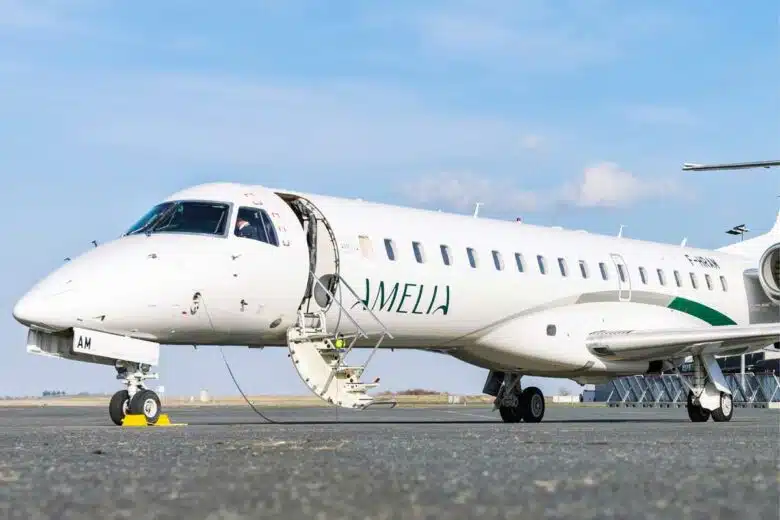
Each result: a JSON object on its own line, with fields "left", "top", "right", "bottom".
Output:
{"left": 335, "top": 275, "right": 394, "bottom": 339}
{"left": 310, "top": 273, "right": 369, "bottom": 338}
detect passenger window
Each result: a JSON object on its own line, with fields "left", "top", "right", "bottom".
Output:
{"left": 657, "top": 268, "right": 666, "bottom": 286}
{"left": 412, "top": 241, "right": 425, "bottom": 263}
{"left": 537, "top": 255, "right": 547, "bottom": 274}
{"left": 690, "top": 272, "right": 698, "bottom": 289}
{"left": 705, "top": 273, "right": 713, "bottom": 290}
{"left": 234, "top": 207, "right": 279, "bottom": 246}
{"left": 358, "top": 235, "right": 373, "bottom": 258}
{"left": 579, "top": 260, "right": 589, "bottom": 278}
{"left": 599, "top": 262, "right": 609, "bottom": 280}
{"left": 440, "top": 245, "right": 452, "bottom": 266}
{"left": 492, "top": 250, "right": 504, "bottom": 271}
{"left": 515, "top": 253, "right": 525, "bottom": 272}
{"left": 720, "top": 275, "right": 728, "bottom": 291}
{"left": 638, "top": 267, "right": 648, "bottom": 284}
{"left": 467, "top": 247, "right": 478, "bottom": 268}
{"left": 617, "top": 264, "right": 627, "bottom": 283}
{"left": 515, "top": 253, "right": 525, "bottom": 273}
{"left": 674, "top": 270, "right": 682, "bottom": 287}
{"left": 384, "top": 239, "right": 396, "bottom": 261}
{"left": 558, "top": 258, "right": 568, "bottom": 277}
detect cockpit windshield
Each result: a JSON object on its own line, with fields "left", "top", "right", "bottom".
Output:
{"left": 125, "top": 200, "right": 231, "bottom": 236}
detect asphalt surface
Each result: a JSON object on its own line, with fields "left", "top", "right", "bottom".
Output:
{"left": 0, "top": 405, "right": 777, "bottom": 520}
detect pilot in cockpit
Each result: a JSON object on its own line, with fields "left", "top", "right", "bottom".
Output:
{"left": 235, "top": 216, "right": 259, "bottom": 240}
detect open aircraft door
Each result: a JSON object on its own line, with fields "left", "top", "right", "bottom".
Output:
{"left": 609, "top": 253, "right": 632, "bottom": 302}
{"left": 275, "top": 193, "right": 343, "bottom": 313}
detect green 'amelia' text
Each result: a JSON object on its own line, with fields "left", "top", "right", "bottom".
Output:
{"left": 351, "top": 279, "right": 450, "bottom": 315}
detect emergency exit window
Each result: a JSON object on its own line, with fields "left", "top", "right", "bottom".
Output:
{"left": 358, "top": 235, "right": 373, "bottom": 258}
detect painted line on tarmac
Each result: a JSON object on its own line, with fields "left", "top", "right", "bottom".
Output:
{"left": 437, "top": 409, "right": 497, "bottom": 420}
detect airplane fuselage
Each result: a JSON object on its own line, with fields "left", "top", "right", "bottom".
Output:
{"left": 13, "top": 182, "right": 769, "bottom": 384}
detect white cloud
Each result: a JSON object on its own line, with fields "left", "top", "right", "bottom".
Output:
{"left": 401, "top": 162, "right": 681, "bottom": 214}
{"left": 400, "top": 171, "right": 542, "bottom": 213}
{"left": 560, "top": 162, "right": 680, "bottom": 208}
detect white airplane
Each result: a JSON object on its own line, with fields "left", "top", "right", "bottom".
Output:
{"left": 11, "top": 182, "right": 780, "bottom": 425}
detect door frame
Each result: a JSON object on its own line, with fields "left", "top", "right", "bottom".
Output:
{"left": 609, "top": 253, "right": 632, "bottom": 302}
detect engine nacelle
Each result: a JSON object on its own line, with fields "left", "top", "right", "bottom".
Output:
{"left": 758, "top": 243, "right": 780, "bottom": 303}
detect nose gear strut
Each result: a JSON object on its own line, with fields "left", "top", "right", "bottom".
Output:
{"left": 109, "top": 361, "right": 161, "bottom": 426}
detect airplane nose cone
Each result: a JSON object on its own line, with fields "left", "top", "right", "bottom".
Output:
{"left": 13, "top": 291, "right": 37, "bottom": 325}
{"left": 13, "top": 289, "right": 73, "bottom": 331}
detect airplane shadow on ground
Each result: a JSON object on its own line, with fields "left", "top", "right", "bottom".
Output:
{"left": 191, "top": 419, "right": 688, "bottom": 426}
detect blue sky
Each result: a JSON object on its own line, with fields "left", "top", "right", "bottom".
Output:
{"left": 1, "top": 0, "right": 778, "bottom": 398}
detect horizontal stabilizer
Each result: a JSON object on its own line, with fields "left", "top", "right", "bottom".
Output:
{"left": 682, "top": 160, "right": 780, "bottom": 171}
{"left": 586, "top": 323, "right": 780, "bottom": 361}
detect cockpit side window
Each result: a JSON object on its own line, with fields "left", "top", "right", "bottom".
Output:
{"left": 234, "top": 206, "right": 279, "bottom": 246}
{"left": 125, "top": 200, "right": 230, "bottom": 236}
{"left": 260, "top": 210, "right": 279, "bottom": 246}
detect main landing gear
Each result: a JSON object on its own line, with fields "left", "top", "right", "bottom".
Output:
{"left": 108, "top": 361, "right": 162, "bottom": 426}
{"left": 683, "top": 354, "right": 733, "bottom": 423}
{"left": 491, "top": 373, "right": 546, "bottom": 423}
{"left": 686, "top": 389, "right": 733, "bottom": 423}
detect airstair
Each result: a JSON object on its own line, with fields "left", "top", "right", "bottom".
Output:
{"left": 282, "top": 194, "right": 395, "bottom": 409}
{"left": 287, "top": 275, "right": 395, "bottom": 409}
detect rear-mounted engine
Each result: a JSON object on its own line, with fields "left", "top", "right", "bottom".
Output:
{"left": 758, "top": 242, "right": 780, "bottom": 303}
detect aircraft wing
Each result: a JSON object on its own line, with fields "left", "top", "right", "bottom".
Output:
{"left": 586, "top": 323, "right": 780, "bottom": 362}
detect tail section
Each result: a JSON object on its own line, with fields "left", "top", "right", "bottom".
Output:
{"left": 718, "top": 209, "right": 780, "bottom": 261}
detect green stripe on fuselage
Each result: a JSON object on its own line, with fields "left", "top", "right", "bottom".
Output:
{"left": 667, "top": 297, "right": 736, "bottom": 326}
{"left": 577, "top": 290, "right": 736, "bottom": 326}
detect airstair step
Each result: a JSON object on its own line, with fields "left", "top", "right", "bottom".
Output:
{"left": 290, "top": 332, "right": 331, "bottom": 342}
{"left": 315, "top": 347, "right": 344, "bottom": 356}
{"left": 345, "top": 382, "right": 379, "bottom": 392}
{"left": 336, "top": 365, "right": 366, "bottom": 374}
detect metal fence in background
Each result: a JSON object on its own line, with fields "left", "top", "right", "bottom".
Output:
{"left": 595, "top": 372, "right": 780, "bottom": 407}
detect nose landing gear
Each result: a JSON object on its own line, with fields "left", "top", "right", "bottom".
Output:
{"left": 109, "top": 362, "right": 162, "bottom": 426}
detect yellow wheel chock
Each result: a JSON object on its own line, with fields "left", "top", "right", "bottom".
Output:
{"left": 120, "top": 413, "right": 186, "bottom": 427}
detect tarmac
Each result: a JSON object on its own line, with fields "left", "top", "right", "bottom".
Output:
{"left": 0, "top": 404, "right": 777, "bottom": 519}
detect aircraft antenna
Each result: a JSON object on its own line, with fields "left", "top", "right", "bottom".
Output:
{"left": 725, "top": 224, "right": 750, "bottom": 242}
{"left": 617, "top": 225, "right": 625, "bottom": 238}
{"left": 473, "top": 202, "right": 482, "bottom": 218}
{"left": 680, "top": 237, "right": 687, "bottom": 247}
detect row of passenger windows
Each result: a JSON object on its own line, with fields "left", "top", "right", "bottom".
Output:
{"left": 370, "top": 237, "right": 729, "bottom": 292}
